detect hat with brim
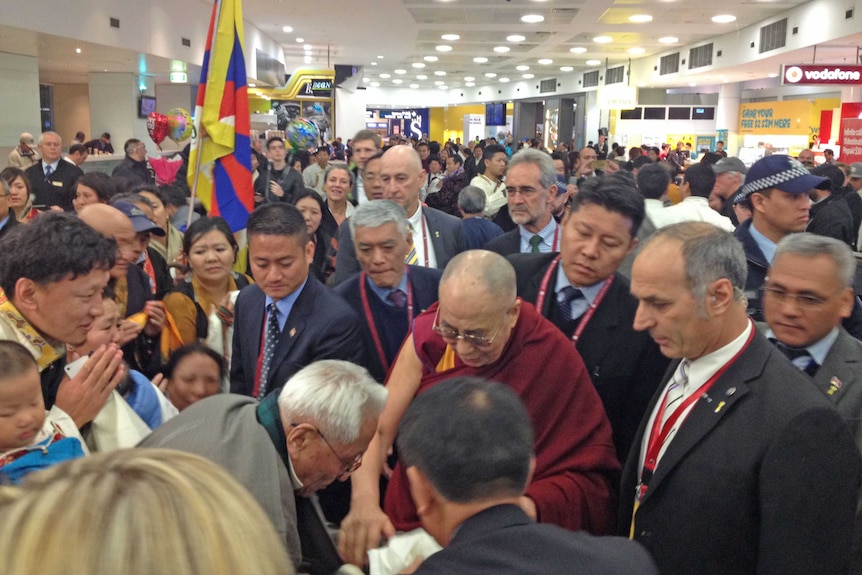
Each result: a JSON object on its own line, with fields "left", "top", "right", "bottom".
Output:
{"left": 741, "top": 154, "right": 830, "bottom": 197}
{"left": 113, "top": 201, "right": 166, "bottom": 236}
{"left": 712, "top": 157, "right": 748, "bottom": 175}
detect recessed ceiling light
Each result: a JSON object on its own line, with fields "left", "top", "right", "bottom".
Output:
{"left": 628, "top": 47, "right": 645, "bottom": 55}
{"left": 658, "top": 36, "right": 679, "bottom": 44}
{"left": 412, "top": 63, "right": 425, "bottom": 68}
{"left": 436, "top": 45, "right": 453, "bottom": 52}
{"left": 768, "top": 72, "right": 778, "bottom": 78}
{"left": 522, "top": 73, "right": 534, "bottom": 79}
{"left": 377, "top": 55, "right": 384, "bottom": 59}
{"left": 434, "top": 70, "right": 447, "bottom": 76}
{"left": 494, "top": 46, "right": 510, "bottom": 53}
{"left": 516, "top": 65, "right": 530, "bottom": 71}
{"left": 434, "top": 80, "right": 445, "bottom": 85}
{"left": 75, "top": 48, "right": 82, "bottom": 54}
{"left": 629, "top": 14, "right": 653, "bottom": 23}
{"left": 410, "top": 83, "right": 419, "bottom": 88}
{"left": 507, "top": 34, "right": 526, "bottom": 42}
{"left": 560, "top": 66, "right": 574, "bottom": 72}
{"left": 499, "top": 77, "right": 510, "bottom": 83}
{"left": 296, "top": 38, "right": 304, "bottom": 43}
{"left": 711, "top": 14, "right": 736, "bottom": 23}
{"left": 441, "top": 34, "right": 460, "bottom": 41}
{"left": 304, "top": 50, "right": 312, "bottom": 56}
{"left": 465, "top": 82, "right": 475, "bottom": 87}
{"left": 586, "top": 59, "right": 601, "bottom": 66}
{"left": 521, "top": 14, "right": 544, "bottom": 23}
{"left": 485, "top": 72, "right": 497, "bottom": 78}
{"left": 249, "top": 83, "right": 256, "bottom": 87}
{"left": 371, "top": 61, "right": 378, "bottom": 66}
{"left": 538, "top": 58, "right": 553, "bottom": 65}
{"left": 380, "top": 73, "right": 391, "bottom": 78}
{"left": 593, "top": 36, "right": 613, "bottom": 44}
{"left": 393, "top": 79, "right": 403, "bottom": 84}
{"left": 424, "top": 56, "right": 439, "bottom": 62}
{"left": 570, "top": 47, "right": 587, "bottom": 54}
{"left": 303, "top": 44, "right": 311, "bottom": 50}
{"left": 464, "top": 76, "right": 475, "bottom": 81}
{"left": 370, "top": 81, "right": 380, "bottom": 87}
{"left": 395, "top": 69, "right": 406, "bottom": 74}
{"left": 417, "top": 74, "right": 428, "bottom": 80}
{"left": 473, "top": 57, "right": 488, "bottom": 63}
{"left": 439, "top": 85, "right": 449, "bottom": 90}
{"left": 282, "top": 26, "right": 293, "bottom": 33}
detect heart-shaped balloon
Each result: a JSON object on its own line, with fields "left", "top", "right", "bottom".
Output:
{"left": 167, "top": 107, "right": 193, "bottom": 143}
{"left": 147, "top": 112, "right": 169, "bottom": 147}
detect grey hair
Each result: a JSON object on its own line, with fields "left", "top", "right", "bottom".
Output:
{"left": 0, "top": 177, "right": 9, "bottom": 197}
{"left": 457, "top": 185, "right": 487, "bottom": 215}
{"left": 277, "top": 360, "right": 387, "bottom": 445}
{"left": 646, "top": 222, "right": 748, "bottom": 316}
{"left": 507, "top": 148, "right": 557, "bottom": 191}
{"left": 774, "top": 232, "right": 856, "bottom": 288}
{"left": 36, "top": 131, "right": 61, "bottom": 146}
{"left": 348, "top": 200, "right": 411, "bottom": 243}
{"left": 323, "top": 164, "right": 355, "bottom": 190}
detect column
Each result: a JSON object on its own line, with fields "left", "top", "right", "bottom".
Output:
{"left": 0, "top": 53, "right": 41, "bottom": 152}
{"left": 716, "top": 82, "right": 742, "bottom": 155}
{"left": 88, "top": 73, "right": 150, "bottom": 154}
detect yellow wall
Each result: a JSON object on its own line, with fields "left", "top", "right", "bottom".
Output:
{"left": 434, "top": 103, "right": 514, "bottom": 142}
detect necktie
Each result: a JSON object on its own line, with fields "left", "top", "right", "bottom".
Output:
{"left": 44, "top": 165, "right": 53, "bottom": 178}
{"left": 388, "top": 289, "right": 406, "bottom": 309}
{"left": 258, "top": 303, "right": 280, "bottom": 398}
{"left": 405, "top": 244, "right": 418, "bottom": 265}
{"left": 661, "top": 360, "right": 690, "bottom": 429}
{"left": 557, "top": 285, "right": 583, "bottom": 322}
{"left": 770, "top": 339, "right": 819, "bottom": 376}
{"left": 528, "top": 234, "right": 543, "bottom": 253}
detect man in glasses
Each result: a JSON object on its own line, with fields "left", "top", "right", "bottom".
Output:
{"left": 141, "top": 359, "right": 387, "bottom": 574}
{"left": 112, "top": 138, "right": 155, "bottom": 187}
{"left": 339, "top": 249, "right": 619, "bottom": 568}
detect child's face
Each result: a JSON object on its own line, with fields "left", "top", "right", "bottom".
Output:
{"left": 75, "top": 299, "right": 121, "bottom": 356}
{"left": 0, "top": 368, "right": 45, "bottom": 451}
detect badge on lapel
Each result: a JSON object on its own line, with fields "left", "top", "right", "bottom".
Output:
{"left": 827, "top": 377, "right": 843, "bottom": 396}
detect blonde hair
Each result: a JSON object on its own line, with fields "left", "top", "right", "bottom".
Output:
{"left": 0, "top": 449, "right": 294, "bottom": 575}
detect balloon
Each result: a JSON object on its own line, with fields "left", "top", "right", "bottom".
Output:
{"left": 285, "top": 118, "right": 319, "bottom": 150}
{"left": 147, "top": 112, "right": 169, "bottom": 146}
{"left": 167, "top": 107, "right": 193, "bottom": 143}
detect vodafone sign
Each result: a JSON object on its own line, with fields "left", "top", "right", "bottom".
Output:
{"left": 782, "top": 65, "right": 862, "bottom": 85}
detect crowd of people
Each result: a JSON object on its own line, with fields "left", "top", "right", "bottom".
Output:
{"left": 1, "top": 126, "right": 862, "bottom": 575}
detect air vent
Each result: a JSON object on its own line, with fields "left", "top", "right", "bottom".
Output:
{"left": 759, "top": 18, "right": 787, "bottom": 53}
{"left": 688, "top": 43, "right": 713, "bottom": 69}
{"left": 539, "top": 78, "right": 557, "bottom": 93}
{"left": 583, "top": 70, "right": 599, "bottom": 88}
{"left": 110, "top": 17, "right": 120, "bottom": 28}
{"left": 606, "top": 66, "right": 625, "bottom": 84}
{"left": 660, "top": 53, "right": 679, "bottom": 75}
{"left": 847, "top": 8, "right": 854, "bottom": 19}
{"left": 181, "top": 38, "right": 191, "bottom": 47}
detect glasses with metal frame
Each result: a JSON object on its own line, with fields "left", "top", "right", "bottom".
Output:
{"left": 291, "top": 423, "right": 363, "bottom": 477}
{"left": 432, "top": 306, "right": 510, "bottom": 348}
{"left": 760, "top": 285, "right": 832, "bottom": 309}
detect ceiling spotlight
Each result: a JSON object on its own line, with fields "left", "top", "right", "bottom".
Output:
{"left": 303, "top": 44, "right": 311, "bottom": 50}
{"left": 434, "top": 71, "right": 447, "bottom": 76}
{"left": 522, "top": 73, "right": 534, "bottom": 79}
{"left": 538, "top": 58, "right": 553, "bottom": 65}
{"left": 393, "top": 79, "right": 403, "bottom": 84}
{"left": 628, "top": 47, "right": 645, "bottom": 55}
{"left": 371, "top": 61, "right": 378, "bottom": 66}
{"left": 439, "top": 85, "right": 449, "bottom": 90}
{"left": 570, "top": 47, "right": 587, "bottom": 54}
{"left": 465, "top": 82, "right": 475, "bottom": 87}
{"left": 282, "top": 26, "right": 293, "bottom": 33}
{"left": 485, "top": 72, "right": 497, "bottom": 78}
{"left": 304, "top": 50, "right": 312, "bottom": 56}
{"left": 410, "top": 83, "right": 419, "bottom": 88}
{"left": 560, "top": 66, "right": 574, "bottom": 72}
{"left": 593, "top": 36, "right": 613, "bottom": 43}
{"left": 296, "top": 38, "right": 304, "bottom": 43}
{"left": 377, "top": 55, "right": 384, "bottom": 59}
{"left": 436, "top": 45, "right": 453, "bottom": 52}
{"left": 494, "top": 46, "right": 510, "bottom": 53}
{"left": 711, "top": 14, "right": 736, "bottom": 23}
{"left": 370, "top": 81, "right": 380, "bottom": 87}
{"left": 417, "top": 74, "right": 428, "bottom": 80}
{"left": 629, "top": 14, "right": 653, "bottom": 23}
{"left": 586, "top": 59, "right": 601, "bottom": 66}
{"left": 464, "top": 76, "right": 475, "bottom": 81}
{"left": 521, "top": 14, "right": 544, "bottom": 23}
{"left": 395, "top": 69, "right": 406, "bottom": 74}
{"left": 424, "top": 56, "right": 439, "bottom": 62}
{"left": 412, "top": 63, "right": 425, "bottom": 68}
{"left": 499, "top": 77, "right": 510, "bottom": 83}
{"left": 380, "top": 73, "right": 391, "bottom": 78}
{"left": 434, "top": 80, "right": 445, "bottom": 85}
{"left": 473, "top": 57, "right": 488, "bottom": 63}
{"left": 441, "top": 34, "right": 460, "bottom": 41}
{"left": 658, "top": 36, "right": 679, "bottom": 44}
{"left": 507, "top": 34, "right": 526, "bottom": 42}
{"left": 516, "top": 65, "right": 530, "bottom": 71}
{"left": 75, "top": 48, "right": 82, "bottom": 54}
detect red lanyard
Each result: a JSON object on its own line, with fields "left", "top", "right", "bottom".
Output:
{"left": 535, "top": 255, "right": 614, "bottom": 344}
{"left": 636, "top": 324, "right": 755, "bottom": 501}
{"left": 359, "top": 269, "right": 414, "bottom": 373}
{"left": 417, "top": 214, "right": 430, "bottom": 267}
{"left": 253, "top": 308, "right": 271, "bottom": 398}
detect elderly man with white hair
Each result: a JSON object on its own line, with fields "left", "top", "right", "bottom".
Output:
{"left": 139, "top": 359, "right": 387, "bottom": 574}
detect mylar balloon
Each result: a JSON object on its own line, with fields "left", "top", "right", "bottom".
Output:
{"left": 147, "top": 112, "right": 169, "bottom": 147}
{"left": 167, "top": 107, "right": 193, "bottom": 143}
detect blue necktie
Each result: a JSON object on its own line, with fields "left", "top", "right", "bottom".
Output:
{"left": 557, "top": 286, "right": 583, "bottom": 322}
{"left": 44, "top": 165, "right": 53, "bottom": 178}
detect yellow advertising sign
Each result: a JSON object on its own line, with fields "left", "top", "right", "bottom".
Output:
{"left": 738, "top": 99, "right": 839, "bottom": 135}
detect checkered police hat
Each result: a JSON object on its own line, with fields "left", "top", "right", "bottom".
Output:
{"left": 741, "top": 155, "right": 829, "bottom": 197}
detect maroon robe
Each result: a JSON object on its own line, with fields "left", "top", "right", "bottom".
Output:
{"left": 383, "top": 300, "right": 620, "bottom": 534}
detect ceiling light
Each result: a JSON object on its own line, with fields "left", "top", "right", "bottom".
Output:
{"left": 436, "top": 45, "right": 453, "bottom": 52}
{"left": 499, "top": 77, "right": 510, "bottom": 83}
{"left": 570, "top": 47, "right": 587, "bottom": 54}
{"left": 417, "top": 74, "right": 429, "bottom": 80}
{"left": 371, "top": 61, "right": 378, "bottom": 66}
{"left": 485, "top": 72, "right": 497, "bottom": 78}
{"left": 296, "top": 38, "right": 304, "bottom": 43}
{"left": 628, "top": 47, "right": 645, "bottom": 55}
{"left": 377, "top": 55, "right": 384, "bottom": 59}
{"left": 507, "top": 34, "right": 526, "bottom": 42}
{"left": 370, "top": 81, "right": 380, "bottom": 87}
{"left": 464, "top": 76, "right": 475, "bottom": 81}
{"left": 494, "top": 46, "right": 510, "bottom": 53}
{"left": 282, "top": 26, "right": 293, "bottom": 33}
{"left": 473, "top": 57, "right": 488, "bottom": 63}
{"left": 711, "top": 14, "right": 736, "bottom": 23}
{"left": 304, "top": 50, "right": 312, "bottom": 56}
{"left": 435, "top": 70, "right": 447, "bottom": 76}
{"left": 586, "top": 59, "right": 601, "bottom": 66}
{"left": 249, "top": 83, "right": 256, "bottom": 87}
{"left": 593, "top": 36, "right": 613, "bottom": 44}
{"left": 439, "top": 85, "right": 449, "bottom": 90}
{"left": 75, "top": 48, "right": 82, "bottom": 54}
{"left": 465, "top": 82, "right": 475, "bottom": 87}
{"left": 412, "top": 63, "right": 425, "bottom": 68}
{"left": 380, "top": 73, "right": 391, "bottom": 78}
{"left": 393, "top": 79, "right": 403, "bottom": 84}
{"left": 516, "top": 65, "right": 530, "bottom": 71}
{"left": 410, "top": 83, "right": 419, "bottom": 88}
{"left": 303, "top": 44, "right": 311, "bottom": 50}
{"left": 395, "top": 69, "right": 406, "bottom": 74}
{"left": 629, "top": 14, "right": 653, "bottom": 23}
{"left": 658, "top": 36, "right": 679, "bottom": 44}
{"left": 538, "top": 58, "right": 553, "bottom": 65}
{"left": 522, "top": 73, "right": 534, "bottom": 79}
{"left": 441, "top": 34, "right": 460, "bottom": 41}
{"left": 424, "top": 56, "right": 439, "bottom": 62}
{"left": 435, "top": 80, "right": 445, "bottom": 85}
{"left": 521, "top": 14, "right": 544, "bottom": 23}
{"left": 560, "top": 66, "right": 574, "bottom": 72}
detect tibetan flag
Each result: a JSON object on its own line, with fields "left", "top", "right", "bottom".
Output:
{"left": 188, "top": 0, "right": 253, "bottom": 234}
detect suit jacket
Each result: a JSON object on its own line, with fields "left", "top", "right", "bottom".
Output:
{"left": 814, "top": 328, "right": 862, "bottom": 450}
{"left": 230, "top": 277, "right": 364, "bottom": 396}
{"left": 483, "top": 227, "right": 521, "bottom": 256}
{"left": 0, "top": 208, "right": 19, "bottom": 241}
{"left": 333, "top": 205, "right": 465, "bottom": 284}
{"left": 25, "top": 160, "right": 83, "bottom": 212}
{"left": 415, "top": 504, "right": 658, "bottom": 575}
{"left": 510, "top": 253, "right": 669, "bottom": 462}
{"left": 334, "top": 265, "right": 442, "bottom": 382}
{"left": 807, "top": 194, "right": 854, "bottom": 249}
{"left": 619, "top": 330, "right": 862, "bottom": 575}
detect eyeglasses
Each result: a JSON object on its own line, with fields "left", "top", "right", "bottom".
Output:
{"left": 432, "top": 306, "right": 510, "bottom": 348}
{"left": 292, "top": 423, "right": 363, "bottom": 477}
{"left": 760, "top": 285, "right": 832, "bottom": 309}
{"left": 505, "top": 186, "right": 542, "bottom": 198}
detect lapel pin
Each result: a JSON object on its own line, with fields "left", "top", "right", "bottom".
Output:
{"left": 289, "top": 327, "right": 296, "bottom": 338}
{"left": 434, "top": 231, "right": 440, "bottom": 238}
{"left": 726, "top": 387, "right": 736, "bottom": 396}
{"left": 714, "top": 400, "right": 726, "bottom": 413}
{"left": 828, "top": 377, "right": 843, "bottom": 396}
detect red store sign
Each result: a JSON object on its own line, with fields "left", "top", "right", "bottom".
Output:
{"left": 782, "top": 65, "right": 862, "bottom": 85}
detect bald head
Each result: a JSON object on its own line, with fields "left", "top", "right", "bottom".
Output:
{"left": 78, "top": 204, "right": 138, "bottom": 279}
{"left": 381, "top": 146, "right": 425, "bottom": 216}
{"left": 441, "top": 250, "right": 517, "bottom": 305}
